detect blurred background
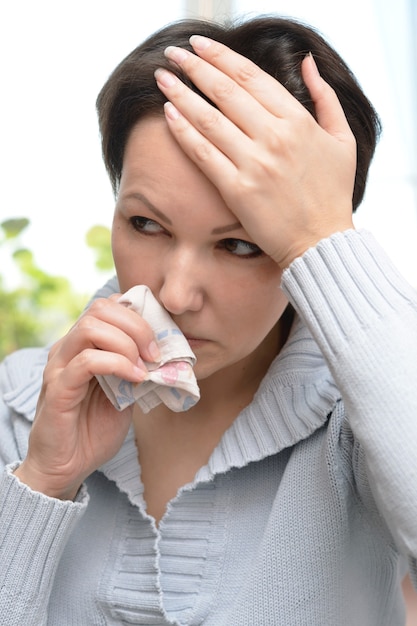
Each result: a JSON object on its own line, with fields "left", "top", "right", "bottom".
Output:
{"left": 0, "top": 0, "right": 416, "bottom": 357}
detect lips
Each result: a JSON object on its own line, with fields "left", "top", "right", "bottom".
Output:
{"left": 184, "top": 335, "right": 210, "bottom": 348}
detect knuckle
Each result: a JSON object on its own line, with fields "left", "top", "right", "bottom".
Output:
{"left": 264, "top": 125, "right": 284, "bottom": 150}
{"left": 88, "top": 297, "right": 110, "bottom": 315}
{"left": 212, "top": 76, "right": 236, "bottom": 102}
{"left": 233, "top": 174, "right": 258, "bottom": 201}
{"left": 76, "top": 298, "right": 111, "bottom": 329}
{"left": 193, "top": 140, "right": 213, "bottom": 163}
{"left": 236, "top": 59, "right": 260, "bottom": 84}
{"left": 74, "top": 314, "right": 104, "bottom": 343}
{"left": 261, "top": 127, "right": 287, "bottom": 159}
{"left": 47, "top": 338, "right": 62, "bottom": 360}
{"left": 265, "top": 119, "right": 302, "bottom": 155}
{"left": 76, "top": 349, "right": 93, "bottom": 368}
{"left": 76, "top": 315, "right": 96, "bottom": 333}
{"left": 41, "top": 366, "right": 56, "bottom": 388}
{"left": 198, "top": 107, "right": 221, "bottom": 133}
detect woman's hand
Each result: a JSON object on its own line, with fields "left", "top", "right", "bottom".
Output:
{"left": 14, "top": 296, "right": 158, "bottom": 500}
{"left": 155, "top": 36, "right": 357, "bottom": 268}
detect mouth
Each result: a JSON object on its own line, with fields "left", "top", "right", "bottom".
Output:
{"left": 184, "top": 336, "right": 209, "bottom": 348}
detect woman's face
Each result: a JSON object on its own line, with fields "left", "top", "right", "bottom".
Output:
{"left": 112, "top": 117, "right": 288, "bottom": 382}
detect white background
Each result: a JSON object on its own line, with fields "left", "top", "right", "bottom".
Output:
{"left": 1, "top": 0, "right": 416, "bottom": 290}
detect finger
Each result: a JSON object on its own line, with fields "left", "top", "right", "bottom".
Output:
{"left": 187, "top": 36, "right": 302, "bottom": 119}
{"left": 301, "top": 53, "right": 354, "bottom": 141}
{"left": 61, "top": 349, "right": 147, "bottom": 394}
{"left": 163, "top": 99, "right": 241, "bottom": 193}
{"left": 62, "top": 298, "right": 158, "bottom": 365}
{"left": 163, "top": 45, "right": 275, "bottom": 138}
{"left": 43, "top": 349, "right": 146, "bottom": 415}
{"left": 56, "top": 318, "right": 148, "bottom": 372}
{"left": 155, "top": 67, "right": 250, "bottom": 168}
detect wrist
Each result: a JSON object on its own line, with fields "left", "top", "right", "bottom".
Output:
{"left": 276, "top": 223, "right": 356, "bottom": 269}
{"left": 13, "top": 461, "right": 81, "bottom": 501}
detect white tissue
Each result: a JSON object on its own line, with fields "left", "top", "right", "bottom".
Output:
{"left": 96, "top": 285, "right": 200, "bottom": 413}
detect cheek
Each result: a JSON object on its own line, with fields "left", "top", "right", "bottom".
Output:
{"left": 112, "top": 227, "right": 156, "bottom": 292}
{"left": 219, "top": 274, "right": 287, "bottom": 338}
{"left": 244, "top": 292, "right": 287, "bottom": 333}
{"left": 111, "top": 223, "right": 124, "bottom": 264}
{"left": 111, "top": 230, "right": 131, "bottom": 287}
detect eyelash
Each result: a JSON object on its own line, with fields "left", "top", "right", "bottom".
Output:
{"left": 218, "top": 239, "right": 263, "bottom": 258}
{"left": 130, "top": 216, "right": 165, "bottom": 235}
{"left": 129, "top": 216, "right": 263, "bottom": 259}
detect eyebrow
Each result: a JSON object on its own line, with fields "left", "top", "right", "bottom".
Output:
{"left": 211, "top": 222, "right": 243, "bottom": 235}
{"left": 124, "top": 192, "right": 243, "bottom": 235}
{"left": 126, "top": 192, "right": 173, "bottom": 225}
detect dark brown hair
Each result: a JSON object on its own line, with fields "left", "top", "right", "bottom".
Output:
{"left": 97, "top": 16, "right": 381, "bottom": 210}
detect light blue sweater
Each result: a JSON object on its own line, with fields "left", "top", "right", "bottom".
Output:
{"left": 0, "top": 230, "right": 416, "bottom": 625}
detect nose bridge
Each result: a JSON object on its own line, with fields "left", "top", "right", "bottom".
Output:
{"left": 159, "top": 244, "right": 204, "bottom": 314}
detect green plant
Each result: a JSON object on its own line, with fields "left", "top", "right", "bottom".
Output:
{"left": 0, "top": 219, "right": 113, "bottom": 360}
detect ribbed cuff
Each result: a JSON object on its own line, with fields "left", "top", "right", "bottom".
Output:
{"left": 281, "top": 229, "right": 417, "bottom": 360}
{"left": 0, "top": 464, "right": 88, "bottom": 600}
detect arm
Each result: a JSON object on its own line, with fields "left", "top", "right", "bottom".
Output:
{"left": 0, "top": 464, "right": 87, "bottom": 625}
{"left": 13, "top": 295, "right": 156, "bottom": 500}
{"left": 0, "top": 296, "right": 158, "bottom": 623}
{"left": 0, "top": 355, "right": 88, "bottom": 625}
{"left": 282, "top": 228, "right": 417, "bottom": 565}
{"left": 153, "top": 36, "right": 417, "bottom": 572}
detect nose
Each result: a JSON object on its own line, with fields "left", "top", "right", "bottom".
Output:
{"left": 158, "top": 248, "right": 204, "bottom": 316}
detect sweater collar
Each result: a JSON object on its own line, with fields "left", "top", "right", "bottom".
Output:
{"left": 2, "top": 347, "right": 49, "bottom": 422}
{"left": 93, "top": 277, "right": 340, "bottom": 479}
{"left": 98, "top": 314, "right": 340, "bottom": 499}
{"left": 195, "top": 315, "right": 340, "bottom": 481}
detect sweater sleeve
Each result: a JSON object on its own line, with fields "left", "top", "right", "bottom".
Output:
{"left": 0, "top": 465, "right": 88, "bottom": 625}
{"left": 0, "top": 355, "right": 88, "bottom": 625}
{"left": 281, "top": 229, "right": 417, "bottom": 573}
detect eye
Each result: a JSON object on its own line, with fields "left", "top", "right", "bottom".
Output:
{"left": 220, "top": 238, "right": 263, "bottom": 258}
{"left": 130, "top": 216, "right": 165, "bottom": 234}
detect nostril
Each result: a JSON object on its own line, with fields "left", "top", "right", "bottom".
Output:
{"left": 159, "top": 281, "right": 203, "bottom": 315}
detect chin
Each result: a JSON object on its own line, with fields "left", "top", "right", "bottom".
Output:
{"left": 193, "top": 360, "right": 224, "bottom": 382}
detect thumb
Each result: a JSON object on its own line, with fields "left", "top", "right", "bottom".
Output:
{"left": 301, "top": 53, "right": 353, "bottom": 141}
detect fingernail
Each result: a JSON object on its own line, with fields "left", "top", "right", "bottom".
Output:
{"left": 136, "top": 357, "right": 148, "bottom": 373}
{"left": 154, "top": 68, "right": 177, "bottom": 88}
{"left": 189, "top": 35, "right": 212, "bottom": 51}
{"left": 133, "top": 365, "right": 147, "bottom": 381}
{"left": 164, "top": 45, "right": 189, "bottom": 64}
{"left": 147, "top": 340, "right": 161, "bottom": 362}
{"left": 307, "top": 51, "right": 321, "bottom": 77}
{"left": 164, "top": 101, "right": 181, "bottom": 121}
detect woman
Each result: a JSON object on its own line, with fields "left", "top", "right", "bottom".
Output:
{"left": 0, "top": 15, "right": 416, "bottom": 625}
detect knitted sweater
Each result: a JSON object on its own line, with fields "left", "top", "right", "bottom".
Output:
{"left": 0, "top": 230, "right": 416, "bottom": 625}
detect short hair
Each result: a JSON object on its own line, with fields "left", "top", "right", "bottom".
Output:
{"left": 97, "top": 16, "right": 381, "bottom": 210}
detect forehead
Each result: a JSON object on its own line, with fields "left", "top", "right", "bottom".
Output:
{"left": 120, "top": 117, "right": 237, "bottom": 223}
{"left": 122, "top": 116, "right": 201, "bottom": 181}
